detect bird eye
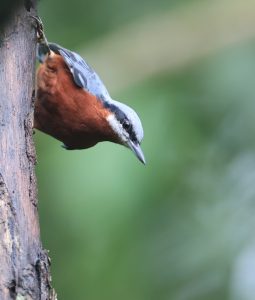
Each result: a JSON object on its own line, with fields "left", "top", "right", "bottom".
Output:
{"left": 122, "top": 119, "right": 131, "bottom": 131}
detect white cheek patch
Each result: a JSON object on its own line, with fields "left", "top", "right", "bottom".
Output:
{"left": 110, "top": 99, "right": 144, "bottom": 143}
{"left": 107, "top": 114, "right": 129, "bottom": 144}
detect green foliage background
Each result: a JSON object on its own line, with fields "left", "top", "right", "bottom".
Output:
{"left": 36, "top": 0, "right": 255, "bottom": 299}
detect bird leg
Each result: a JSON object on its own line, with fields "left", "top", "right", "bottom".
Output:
{"left": 30, "top": 16, "right": 50, "bottom": 51}
{"left": 30, "top": 15, "right": 51, "bottom": 62}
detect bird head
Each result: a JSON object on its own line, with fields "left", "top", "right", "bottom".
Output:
{"left": 104, "top": 99, "right": 145, "bottom": 164}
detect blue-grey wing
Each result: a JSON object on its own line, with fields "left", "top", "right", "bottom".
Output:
{"left": 48, "top": 43, "right": 110, "bottom": 101}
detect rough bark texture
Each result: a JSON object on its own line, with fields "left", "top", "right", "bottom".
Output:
{"left": 0, "top": 2, "right": 55, "bottom": 300}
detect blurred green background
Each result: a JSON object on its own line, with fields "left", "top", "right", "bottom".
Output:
{"left": 36, "top": 0, "right": 255, "bottom": 299}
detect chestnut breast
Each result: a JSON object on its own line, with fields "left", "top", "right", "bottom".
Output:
{"left": 35, "top": 53, "right": 117, "bottom": 149}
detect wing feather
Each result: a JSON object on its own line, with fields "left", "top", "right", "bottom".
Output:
{"left": 49, "top": 43, "right": 110, "bottom": 101}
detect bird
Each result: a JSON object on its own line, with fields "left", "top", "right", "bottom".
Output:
{"left": 32, "top": 17, "right": 145, "bottom": 164}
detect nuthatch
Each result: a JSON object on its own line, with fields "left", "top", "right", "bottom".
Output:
{"left": 32, "top": 17, "right": 145, "bottom": 164}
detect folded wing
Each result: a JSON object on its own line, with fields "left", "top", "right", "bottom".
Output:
{"left": 48, "top": 43, "right": 110, "bottom": 102}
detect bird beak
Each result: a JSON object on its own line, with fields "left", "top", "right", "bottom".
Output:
{"left": 127, "top": 140, "right": 146, "bottom": 165}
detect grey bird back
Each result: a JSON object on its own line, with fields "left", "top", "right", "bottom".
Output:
{"left": 48, "top": 43, "right": 111, "bottom": 102}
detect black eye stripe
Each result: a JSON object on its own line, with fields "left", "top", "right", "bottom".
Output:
{"left": 122, "top": 120, "right": 131, "bottom": 130}
{"left": 103, "top": 102, "right": 138, "bottom": 143}
{"left": 103, "top": 102, "right": 125, "bottom": 120}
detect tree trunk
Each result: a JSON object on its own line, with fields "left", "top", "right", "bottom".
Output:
{"left": 0, "top": 2, "right": 55, "bottom": 299}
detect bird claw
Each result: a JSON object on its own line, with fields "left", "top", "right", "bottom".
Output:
{"left": 29, "top": 15, "right": 45, "bottom": 42}
{"left": 30, "top": 16, "right": 50, "bottom": 49}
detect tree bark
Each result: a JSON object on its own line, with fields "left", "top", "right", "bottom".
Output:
{"left": 0, "top": 2, "right": 55, "bottom": 300}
